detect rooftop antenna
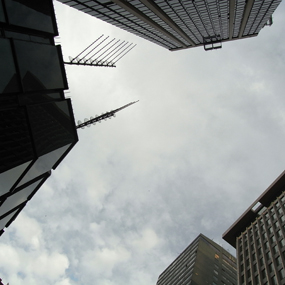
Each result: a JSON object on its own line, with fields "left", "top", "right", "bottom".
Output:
{"left": 64, "top": 35, "right": 136, "bottom": 68}
{"left": 76, "top": 100, "right": 139, "bottom": 129}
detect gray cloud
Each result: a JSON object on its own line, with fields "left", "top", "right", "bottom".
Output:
{"left": 1, "top": 2, "right": 285, "bottom": 285}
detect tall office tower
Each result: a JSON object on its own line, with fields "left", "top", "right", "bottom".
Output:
{"left": 223, "top": 171, "right": 285, "bottom": 284}
{"left": 156, "top": 234, "right": 237, "bottom": 285}
{"left": 58, "top": 0, "right": 282, "bottom": 51}
{"left": 0, "top": 0, "right": 78, "bottom": 236}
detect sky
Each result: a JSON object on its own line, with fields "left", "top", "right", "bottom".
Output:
{"left": 1, "top": 1, "right": 285, "bottom": 284}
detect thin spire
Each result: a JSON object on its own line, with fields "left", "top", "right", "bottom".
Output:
{"left": 76, "top": 100, "right": 139, "bottom": 129}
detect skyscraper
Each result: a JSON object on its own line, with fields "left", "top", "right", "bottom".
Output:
{"left": 58, "top": 0, "right": 282, "bottom": 51}
{"left": 156, "top": 234, "right": 237, "bottom": 285}
{"left": 223, "top": 171, "right": 285, "bottom": 284}
{"left": 0, "top": 0, "right": 78, "bottom": 235}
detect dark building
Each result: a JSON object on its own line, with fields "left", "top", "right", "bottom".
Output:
{"left": 58, "top": 0, "right": 282, "bottom": 51}
{"left": 156, "top": 234, "right": 237, "bottom": 285}
{"left": 0, "top": 0, "right": 78, "bottom": 235}
{"left": 223, "top": 171, "right": 285, "bottom": 284}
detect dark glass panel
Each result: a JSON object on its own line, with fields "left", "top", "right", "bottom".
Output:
{"left": 0, "top": 38, "right": 21, "bottom": 93}
{"left": 5, "top": 31, "right": 50, "bottom": 44}
{"left": 21, "top": 92, "right": 62, "bottom": 105}
{"left": 27, "top": 101, "right": 76, "bottom": 156}
{"left": 17, "top": 144, "right": 71, "bottom": 187}
{"left": 0, "top": 106, "right": 35, "bottom": 173}
{"left": 0, "top": 161, "right": 31, "bottom": 197}
{"left": 14, "top": 40, "right": 65, "bottom": 91}
{"left": 0, "top": 209, "right": 17, "bottom": 230}
{"left": 0, "top": 0, "right": 5, "bottom": 22}
{"left": 0, "top": 179, "right": 41, "bottom": 217}
{"left": 5, "top": 0, "right": 55, "bottom": 34}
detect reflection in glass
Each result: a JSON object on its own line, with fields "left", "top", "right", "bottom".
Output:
{"left": 18, "top": 144, "right": 71, "bottom": 187}
{"left": 14, "top": 40, "right": 65, "bottom": 91}
{"left": 0, "top": 209, "right": 17, "bottom": 230}
{"left": 0, "top": 161, "right": 31, "bottom": 197}
{"left": 0, "top": 179, "right": 41, "bottom": 217}
{"left": 0, "top": 39, "right": 20, "bottom": 93}
{"left": 5, "top": 0, "right": 55, "bottom": 33}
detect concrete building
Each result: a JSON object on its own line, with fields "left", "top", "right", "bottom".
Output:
{"left": 0, "top": 0, "right": 78, "bottom": 235}
{"left": 156, "top": 234, "right": 237, "bottom": 285}
{"left": 223, "top": 171, "right": 285, "bottom": 284}
{"left": 58, "top": 0, "right": 282, "bottom": 51}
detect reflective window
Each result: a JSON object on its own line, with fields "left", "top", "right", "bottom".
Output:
{"left": 0, "top": 161, "right": 31, "bottom": 197}
{"left": 5, "top": 0, "right": 55, "bottom": 34}
{"left": 14, "top": 40, "right": 65, "bottom": 91}
{"left": 0, "top": 179, "right": 41, "bottom": 217}
{"left": 18, "top": 144, "right": 70, "bottom": 187}
{"left": 0, "top": 38, "right": 21, "bottom": 93}
{"left": 0, "top": 209, "right": 17, "bottom": 230}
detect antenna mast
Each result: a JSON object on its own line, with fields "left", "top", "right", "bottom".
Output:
{"left": 64, "top": 35, "right": 136, "bottom": 68}
{"left": 76, "top": 100, "right": 139, "bottom": 129}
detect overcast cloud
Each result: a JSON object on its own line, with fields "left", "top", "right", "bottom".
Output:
{"left": 1, "top": 1, "right": 285, "bottom": 284}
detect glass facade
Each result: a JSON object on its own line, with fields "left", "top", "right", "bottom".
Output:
{"left": 156, "top": 234, "right": 237, "bottom": 285}
{"left": 59, "top": 0, "right": 282, "bottom": 51}
{"left": 0, "top": 0, "right": 78, "bottom": 235}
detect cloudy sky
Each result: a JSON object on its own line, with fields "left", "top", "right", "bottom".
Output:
{"left": 1, "top": 1, "right": 285, "bottom": 284}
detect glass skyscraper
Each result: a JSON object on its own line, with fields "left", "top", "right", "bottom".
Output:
{"left": 58, "top": 0, "right": 282, "bottom": 51}
{"left": 0, "top": 0, "right": 78, "bottom": 235}
{"left": 156, "top": 234, "right": 237, "bottom": 285}
{"left": 223, "top": 171, "right": 285, "bottom": 284}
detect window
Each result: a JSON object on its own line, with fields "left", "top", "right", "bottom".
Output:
{"left": 276, "top": 255, "right": 282, "bottom": 266}
{"left": 271, "top": 235, "right": 276, "bottom": 243}
{"left": 280, "top": 268, "right": 285, "bottom": 279}
{"left": 0, "top": 38, "right": 20, "bottom": 93}
{"left": 273, "top": 245, "right": 278, "bottom": 254}
{"left": 271, "top": 276, "right": 278, "bottom": 285}
{"left": 14, "top": 40, "right": 66, "bottom": 91}
{"left": 5, "top": 0, "right": 55, "bottom": 34}
{"left": 261, "top": 269, "right": 266, "bottom": 279}
{"left": 0, "top": 179, "right": 41, "bottom": 217}
{"left": 268, "top": 263, "right": 274, "bottom": 273}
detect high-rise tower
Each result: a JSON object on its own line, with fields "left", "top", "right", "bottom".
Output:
{"left": 0, "top": 0, "right": 78, "bottom": 235}
{"left": 156, "top": 234, "right": 237, "bottom": 285}
{"left": 58, "top": 0, "right": 282, "bottom": 51}
{"left": 223, "top": 171, "right": 285, "bottom": 284}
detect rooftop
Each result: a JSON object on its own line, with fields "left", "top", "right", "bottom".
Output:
{"left": 223, "top": 170, "right": 285, "bottom": 248}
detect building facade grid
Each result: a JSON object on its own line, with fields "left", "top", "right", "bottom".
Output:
{"left": 236, "top": 191, "right": 285, "bottom": 285}
{"left": 156, "top": 234, "right": 237, "bottom": 285}
{"left": 58, "top": 0, "right": 282, "bottom": 51}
